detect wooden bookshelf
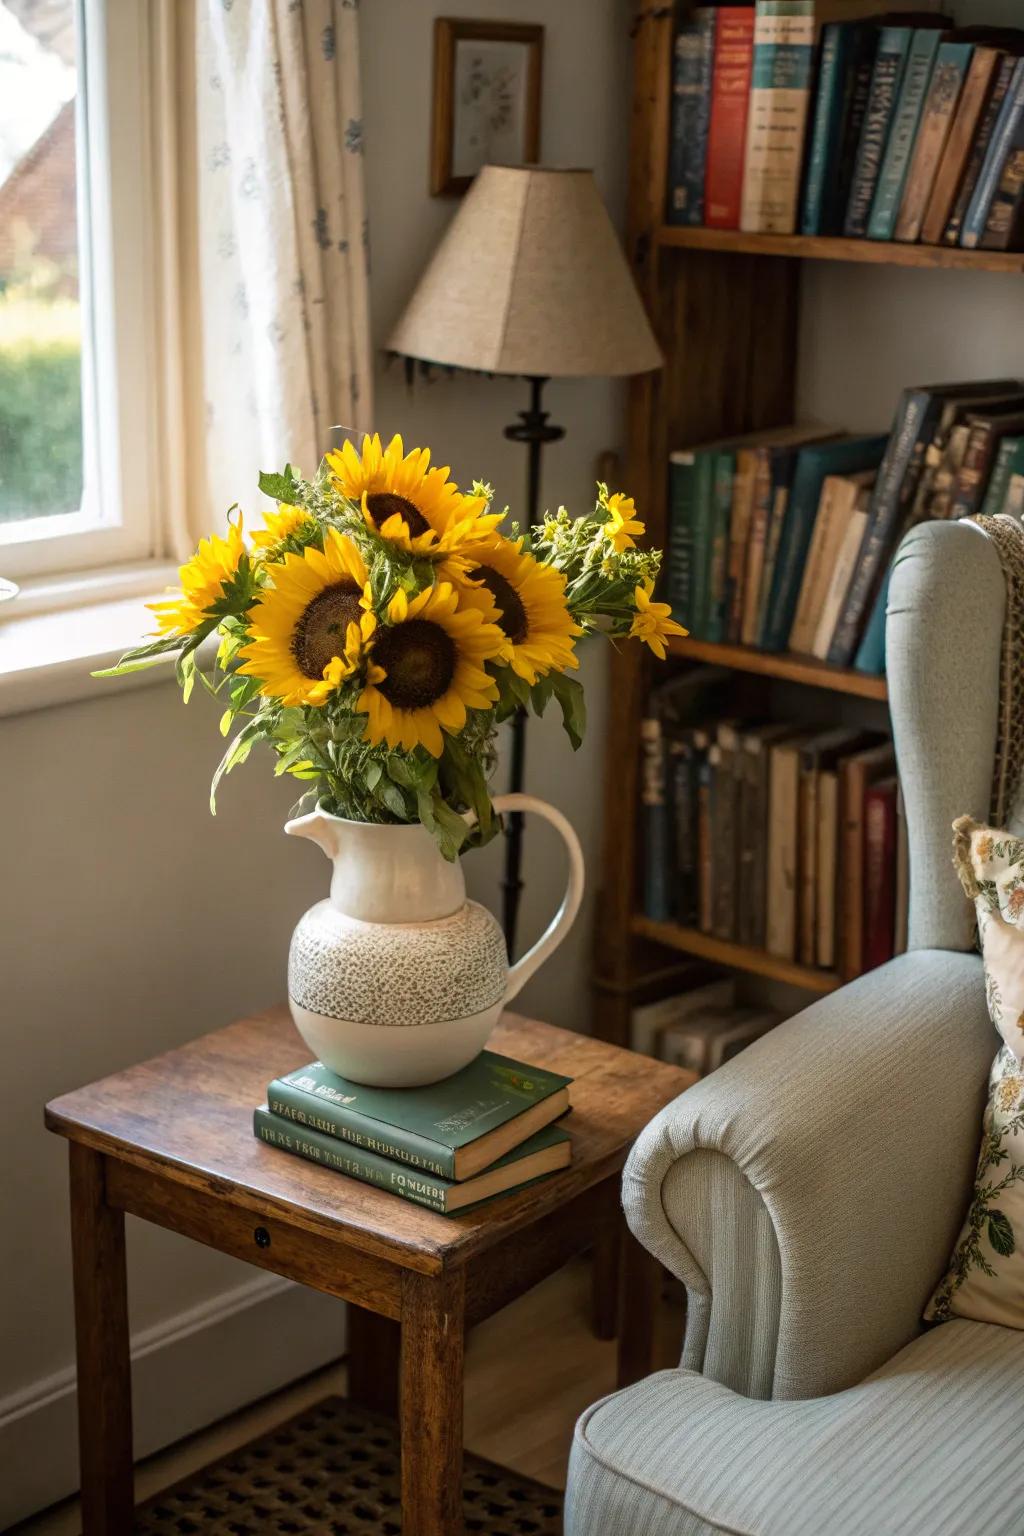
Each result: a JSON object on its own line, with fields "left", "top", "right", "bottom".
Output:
{"left": 666, "top": 635, "right": 888, "bottom": 701}
{"left": 631, "top": 917, "right": 841, "bottom": 996}
{"left": 657, "top": 225, "right": 1024, "bottom": 275}
{"left": 591, "top": 1, "right": 1005, "bottom": 1048}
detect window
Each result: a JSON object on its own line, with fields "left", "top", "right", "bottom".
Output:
{"left": 0, "top": 0, "right": 158, "bottom": 583}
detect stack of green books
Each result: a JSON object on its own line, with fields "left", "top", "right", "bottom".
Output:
{"left": 253, "top": 1051, "right": 573, "bottom": 1215}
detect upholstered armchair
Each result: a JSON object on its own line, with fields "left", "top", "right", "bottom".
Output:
{"left": 566, "top": 519, "right": 1024, "bottom": 1535}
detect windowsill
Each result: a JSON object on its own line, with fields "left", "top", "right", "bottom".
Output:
{"left": 0, "top": 591, "right": 183, "bottom": 719}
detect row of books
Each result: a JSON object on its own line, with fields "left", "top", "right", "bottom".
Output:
{"left": 668, "top": 2, "right": 1024, "bottom": 252}
{"left": 641, "top": 672, "right": 907, "bottom": 979}
{"left": 668, "top": 377, "right": 1024, "bottom": 671}
{"left": 253, "top": 1050, "right": 572, "bottom": 1215}
{"left": 631, "top": 970, "right": 784, "bottom": 1069}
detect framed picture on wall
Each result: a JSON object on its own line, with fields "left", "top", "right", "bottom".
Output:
{"left": 430, "top": 19, "right": 543, "bottom": 196}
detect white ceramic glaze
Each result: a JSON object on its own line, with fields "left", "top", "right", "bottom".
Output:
{"left": 284, "top": 793, "right": 584, "bottom": 1086}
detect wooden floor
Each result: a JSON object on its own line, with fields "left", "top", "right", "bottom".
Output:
{"left": 13, "top": 1258, "right": 684, "bottom": 1534}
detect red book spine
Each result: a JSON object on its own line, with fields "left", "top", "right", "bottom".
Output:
{"left": 862, "top": 780, "right": 897, "bottom": 972}
{"left": 704, "top": 7, "right": 756, "bottom": 230}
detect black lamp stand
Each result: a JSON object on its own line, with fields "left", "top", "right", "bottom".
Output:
{"left": 501, "top": 375, "right": 565, "bottom": 959}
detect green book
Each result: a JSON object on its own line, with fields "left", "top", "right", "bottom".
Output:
{"left": 253, "top": 1107, "right": 572, "bottom": 1215}
{"left": 705, "top": 451, "right": 736, "bottom": 644}
{"left": 981, "top": 434, "right": 1024, "bottom": 516}
{"left": 868, "top": 28, "right": 945, "bottom": 241}
{"left": 267, "top": 1051, "right": 572, "bottom": 1181}
{"left": 690, "top": 449, "right": 719, "bottom": 640}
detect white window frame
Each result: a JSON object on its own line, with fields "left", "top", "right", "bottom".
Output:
{"left": 0, "top": 0, "right": 160, "bottom": 583}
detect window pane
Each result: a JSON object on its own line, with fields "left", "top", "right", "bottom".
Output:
{"left": 0, "top": 0, "right": 82, "bottom": 524}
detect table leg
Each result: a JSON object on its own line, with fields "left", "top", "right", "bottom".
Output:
{"left": 69, "top": 1144, "right": 134, "bottom": 1536}
{"left": 616, "top": 1225, "right": 663, "bottom": 1390}
{"left": 401, "top": 1267, "right": 465, "bottom": 1536}
{"left": 347, "top": 1304, "right": 400, "bottom": 1417}
{"left": 591, "top": 1222, "right": 621, "bottom": 1341}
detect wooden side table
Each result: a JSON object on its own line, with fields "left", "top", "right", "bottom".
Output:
{"left": 45, "top": 1008, "right": 694, "bottom": 1536}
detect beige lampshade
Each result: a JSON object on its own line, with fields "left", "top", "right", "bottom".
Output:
{"left": 388, "top": 166, "right": 662, "bottom": 379}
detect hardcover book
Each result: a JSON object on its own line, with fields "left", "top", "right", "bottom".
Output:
{"left": 254, "top": 1108, "right": 571, "bottom": 1215}
{"left": 845, "top": 26, "right": 914, "bottom": 237}
{"left": 868, "top": 26, "right": 946, "bottom": 241}
{"left": 788, "top": 469, "right": 875, "bottom": 656}
{"left": 949, "top": 409, "right": 1024, "bottom": 518}
{"left": 267, "top": 1052, "right": 571, "bottom": 1182}
{"left": 761, "top": 434, "right": 887, "bottom": 654}
{"left": 630, "top": 976, "right": 736, "bottom": 1059}
{"left": 666, "top": 8, "right": 717, "bottom": 226}
{"left": 705, "top": 6, "right": 756, "bottom": 229}
{"left": 766, "top": 732, "right": 815, "bottom": 961}
{"left": 725, "top": 446, "right": 759, "bottom": 642}
{"left": 863, "top": 776, "right": 898, "bottom": 971}
{"left": 895, "top": 40, "right": 974, "bottom": 243}
{"left": 921, "top": 45, "right": 1002, "bottom": 244}
{"left": 839, "top": 740, "right": 895, "bottom": 980}
{"left": 705, "top": 451, "right": 736, "bottom": 642}
{"left": 943, "top": 51, "right": 1018, "bottom": 246}
{"left": 981, "top": 434, "right": 1024, "bottom": 515}
{"left": 963, "top": 56, "right": 1024, "bottom": 247}
{"left": 737, "top": 723, "right": 793, "bottom": 947}
{"left": 711, "top": 720, "right": 744, "bottom": 940}
{"left": 797, "top": 729, "right": 869, "bottom": 968}
{"left": 802, "top": 21, "right": 879, "bottom": 236}
{"left": 810, "top": 485, "right": 871, "bottom": 660}
{"left": 641, "top": 714, "right": 672, "bottom": 922}
{"left": 741, "top": 0, "right": 816, "bottom": 234}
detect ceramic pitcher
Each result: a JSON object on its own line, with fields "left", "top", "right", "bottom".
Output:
{"left": 284, "top": 793, "right": 584, "bottom": 1086}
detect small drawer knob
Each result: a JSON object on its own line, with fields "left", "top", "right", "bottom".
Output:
{"left": 254, "top": 1226, "right": 271, "bottom": 1249}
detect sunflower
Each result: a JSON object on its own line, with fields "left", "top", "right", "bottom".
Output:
{"left": 601, "top": 492, "right": 645, "bottom": 552}
{"left": 452, "top": 535, "right": 581, "bottom": 685}
{"left": 630, "top": 579, "right": 687, "bottom": 660}
{"left": 325, "top": 433, "right": 501, "bottom": 554}
{"left": 148, "top": 518, "right": 245, "bottom": 637}
{"left": 251, "top": 502, "right": 311, "bottom": 551}
{"left": 237, "top": 529, "right": 372, "bottom": 706}
{"left": 357, "top": 583, "right": 506, "bottom": 758}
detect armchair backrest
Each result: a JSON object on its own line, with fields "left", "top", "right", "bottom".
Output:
{"left": 887, "top": 519, "right": 1007, "bottom": 954}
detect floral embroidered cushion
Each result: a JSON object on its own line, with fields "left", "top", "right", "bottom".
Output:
{"left": 925, "top": 817, "right": 1024, "bottom": 1328}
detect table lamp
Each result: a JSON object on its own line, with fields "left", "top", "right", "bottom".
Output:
{"left": 388, "top": 165, "right": 662, "bottom": 956}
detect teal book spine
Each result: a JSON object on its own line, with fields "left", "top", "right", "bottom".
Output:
{"left": 981, "top": 435, "right": 1024, "bottom": 515}
{"left": 762, "top": 435, "right": 888, "bottom": 654}
{"left": 667, "top": 453, "right": 698, "bottom": 630}
{"left": 254, "top": 1106, "right": 451, "bottom": 1212}
{"left": 690, "top": 451, "right": 718, "bottom": 640}
{"left": 801, "top": 22, "right": 857, "bottom": 235}
{"left": 267, "top": 1078, "right": 453, "bottom": 1177}
{"left": 705, "top": 451, "right": 736, "bottom": 643}
{"left": 963, "top": 59, "right": 1024, "bottom": 248}
{"left": 844, "top": 27, "right": 912, "bottom": 237}
{"left": 666, "top": 9, "right": 716, "bottom": 226}
{"left": 853, "top": 568, "right": 889, "bottom": 676}
{"left": 868, "top": 28, "right": 945, "bottom": 241}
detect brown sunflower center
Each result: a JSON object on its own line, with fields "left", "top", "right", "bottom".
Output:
{"left": 291, "top": 581, "right": 363, "bottom": 679}
{"left": 374, "top": 618, "right": 456, "bottom": 709}
{"left": 471, "top": 565, "right": 528, "bottom": 645}
{"left": 365, "top": 491, "right": 431, "bottom": 539}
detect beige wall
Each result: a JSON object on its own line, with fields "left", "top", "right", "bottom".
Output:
{"left": 0, "top": 0, "right": 632, "bottom": 1522}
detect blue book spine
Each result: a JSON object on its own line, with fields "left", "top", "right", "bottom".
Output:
{"left": 853, "top": 568, "right": 889, "bottom": 675}
{"left": 844, "top": 27, "right": 912, "bottom": 237}
{"left": 981, "top": 435, "right": 1024, "bottom": 516}
{"left": 963, "top": 58, "right": 1024, "bottom": 248}
{"left": 827, "top": 390, "right": 941, "bottom": 667}
{"left": 705, "top": 451, "right": 736, "bottom": 643}
{"left": 763, "top": 435, "right": 888, "bottom": 654}
{"left": 868, "top": 28, "right": 944, "bottom": 241}
{"left": 667, "top": 453, "right": 698, "bottom": 630}
{"left": 801, "top": 23, "right": 855, "bottom": 235}
{"left": 666, "top": 9, "right": 716, "bottom": 227}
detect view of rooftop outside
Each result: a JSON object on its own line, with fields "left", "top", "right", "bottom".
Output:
{"left": 0, "top": 0, "right": 82, "bottom": 525}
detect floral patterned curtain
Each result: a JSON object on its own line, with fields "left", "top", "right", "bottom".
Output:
{"left": 191, "top": 0, "right": 372, "bottom": 538}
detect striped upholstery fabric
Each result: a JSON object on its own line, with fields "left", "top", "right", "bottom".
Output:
{"left": 624, "top": 949, "right": 995, "bottom": 1400}
{"left": 566, "top": 1320, "right": 1024, "bottom": 1536}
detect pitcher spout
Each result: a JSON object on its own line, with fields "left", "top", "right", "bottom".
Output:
{"left": 284, "top": 807, "right": 341, "bottom": 861}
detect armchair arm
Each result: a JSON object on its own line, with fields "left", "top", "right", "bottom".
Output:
{"left": 623, "top": 950, "right": 994, "bottom": 1401}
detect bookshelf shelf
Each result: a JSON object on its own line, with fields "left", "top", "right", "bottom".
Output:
{"left": 656, "top": 226, "right": 1024, "bottom": 274}
{"left": 630, "top": 917, "right": 841, "bottom": 996}
{"left": 666, "top": 635, "right": 888, "bottom": 700}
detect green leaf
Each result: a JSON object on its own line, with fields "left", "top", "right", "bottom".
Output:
{"left": 549, "top": 672, "right": 587, "bottom": 750}
{"left": 378, "top": 776, "right": 409, "bottom": 820}
{"left": 91, "top": 632, "right": 183, "bottom": 678}
{"left": 364, "top": 761, "right": 383, "bottom": 791}
{"left": 988, "top": 1209, "right": 1015, "bottom": 1257}
{"left": 219, "top": 708, "right": 234, "bottom": 737}
{"left": 258, "top": 464, "right": 302, "bottom": 504}
{"left": 210, "top": 719, "right": 265, "bottom": 813}
{"left": 530, "top": 675, "right": 554, "bottom": 716}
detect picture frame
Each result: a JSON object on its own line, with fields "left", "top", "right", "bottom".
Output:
{"left": 430, "top": 19, "right": 544, "bottom": 197}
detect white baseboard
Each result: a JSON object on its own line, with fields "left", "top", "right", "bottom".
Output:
{"left": 0, "top": 1272, "right": 344, "bottom": 1529}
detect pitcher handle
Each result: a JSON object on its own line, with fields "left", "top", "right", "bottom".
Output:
{"left": 491, "top": 793, "right": 585, "bottom": 1005}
